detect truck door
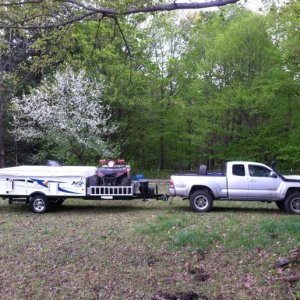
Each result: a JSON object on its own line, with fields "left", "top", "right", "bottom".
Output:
{"left": 247, "top": 164, "right": 281, "bottom": 199}
{"left": 227, "top": 164, "right": 249, "bottom": 199}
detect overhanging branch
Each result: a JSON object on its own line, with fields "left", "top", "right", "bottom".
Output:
{"left": 0, "top": 0, "right": 240, "bottom": 29}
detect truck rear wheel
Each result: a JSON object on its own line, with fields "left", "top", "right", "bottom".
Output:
{"left": 190, "top": 190, "right": 213, "bottom": 212}
{"left": 29, "top": 194, "right": 51, "bottom": 213}
{"left": 284, "top": 193, "right": 300, "bottom": 214}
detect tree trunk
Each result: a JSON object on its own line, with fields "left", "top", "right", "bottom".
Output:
{"left": 0, "top": 44, "right": 6, "bottom": 167}
{"left": 0, "top": 100, "right": 5, "bottom": 167}
{"left": 159, "top": 135, "right": 165, "bottom": 170}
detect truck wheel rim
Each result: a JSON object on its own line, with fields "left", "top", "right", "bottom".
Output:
{"left": 291, "top": 198, "right": 300, "bottom": 213}
{"left": 33, "top": 199, "right": 45, "bottom": 212}
{"left": 195, "top": 195, "right": 208, "bottom": 209}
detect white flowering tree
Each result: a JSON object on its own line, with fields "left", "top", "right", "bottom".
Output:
{"left": 11, "top": 67, "right": 118, "bottom": 165}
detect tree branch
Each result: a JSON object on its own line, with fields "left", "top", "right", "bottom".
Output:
{"left": 0, "top": 0, "right": 42, "bottom": 6}
{"left": 0, "top": 0, "right": 240, "bottom": 29}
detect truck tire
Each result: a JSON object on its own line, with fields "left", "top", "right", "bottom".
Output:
{"left": 190, "top": 190, "right": 213, "bottom": 212}
{"left": 29, "top": 194, "right": 51, "bottom": 213}
{"left": 87, "top": 175, "right": 99, "bottom": 187}
{"left": 284, "top": 193, "right": 300, "bottom": 214}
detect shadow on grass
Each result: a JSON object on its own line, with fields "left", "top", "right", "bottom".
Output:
{"left": 212, "top": 205, "right": 282, "bottom": 214}
{"left": 171, "top": 203, "right": 283, "bottom": 215}
{"left": 0, "top": 200, "right": 284, "bottom": 216}
{"left": 55, "top": 203, "right": 166, "bottom": 214}
{"left": 65, "top": 201, "right": 283, "bottom": 215}
{"left": 0, "top": 200, "right": 171, "bottom": 215}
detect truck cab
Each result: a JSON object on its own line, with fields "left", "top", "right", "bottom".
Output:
{"left": 226, "top": 161, "right": 283, "bottom": 200}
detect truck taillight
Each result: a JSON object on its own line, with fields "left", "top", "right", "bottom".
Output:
{"left": 169, "top": 179, "right": 174, "bottom": 188}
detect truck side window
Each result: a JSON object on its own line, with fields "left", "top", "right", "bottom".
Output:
{"left": 249, "top": 165, "right": 271, "bottom": 177}
{"left": 232, "top": 164, "right": 245, "bottom": 176}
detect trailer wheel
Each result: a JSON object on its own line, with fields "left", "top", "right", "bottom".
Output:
{"left": 29, "top": 195, "right": 51, "bottom": 213}
{"left": 190, "top": 190, "right": 213, "bottom": 212}
{"left": 284, "top": 193, "right": 300, "bottom": 214}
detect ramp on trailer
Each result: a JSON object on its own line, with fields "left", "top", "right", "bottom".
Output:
{"left": 87, "top": 181, "right": 139, "bottom": 199}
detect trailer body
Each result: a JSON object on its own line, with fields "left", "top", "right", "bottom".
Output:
{"left": 0, "top": 165, "right": 166, "bottom": 212}
{"left": 0, "top": 165, "right": 96, "bottom": 198}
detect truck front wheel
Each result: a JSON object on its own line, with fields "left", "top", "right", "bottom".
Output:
{"left": 190, "top": 190, "right": 213, "bottom": 212}
{"left": 284, "top": 193, "right": 300, "bottom": 215}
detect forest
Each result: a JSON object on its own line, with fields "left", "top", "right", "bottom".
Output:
{"left": 0, "top": 0, "right": 299, "bottom": 173}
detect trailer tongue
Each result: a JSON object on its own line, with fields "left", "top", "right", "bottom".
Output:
{"left": 0, "top": 165, "right": 169, "bottom": 213}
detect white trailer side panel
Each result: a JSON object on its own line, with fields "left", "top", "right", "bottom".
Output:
{"left": 0, "top": 166, "right": 97, "bottom": 197}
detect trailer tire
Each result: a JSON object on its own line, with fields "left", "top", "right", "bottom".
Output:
{"left": 190, "top": 190, "right": 213, "bottom": 212}
{"left": 87, "top": 175, "right": 99, "bottom": 187}
{"left": 29, "top": 194, "right": 51, "bottom": 213}
{"left": 284, "top": 193, "right": 300, "bottom": 214}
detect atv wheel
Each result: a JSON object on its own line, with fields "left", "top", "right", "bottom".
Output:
{"left": 120, "top": 177, "right": 131, "bottom": 186}
{"left": 87, "top": 175, "right": 99, "bottom": 187}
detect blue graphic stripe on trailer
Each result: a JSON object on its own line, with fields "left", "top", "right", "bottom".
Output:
{"left": 31, "top": 178, "right": 48, "bottom": 188}
{"left": 31, "top": 178, "right": 80, "bottom": 194}
{"left": 58, "top": 187, "right": 81, "bottom": 194}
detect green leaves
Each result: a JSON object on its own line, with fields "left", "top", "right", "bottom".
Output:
{"left": 2, "top": 1, "right": 300, "bottom": 169}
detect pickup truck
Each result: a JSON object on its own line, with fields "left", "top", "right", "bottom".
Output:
{"left": 169, "top": 161, "right": 300, "bottom": 214}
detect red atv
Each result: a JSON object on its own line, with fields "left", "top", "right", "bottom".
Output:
{"left": 96, "top": 159, "right": 131, "bottom": 186}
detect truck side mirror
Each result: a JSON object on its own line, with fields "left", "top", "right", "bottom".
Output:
{"left": 270, "top": 171, "right": 277, "bottom": 178}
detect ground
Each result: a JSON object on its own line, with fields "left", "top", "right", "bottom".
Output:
{"left": 0, "top": 197, "right": 299, "bottom": 299}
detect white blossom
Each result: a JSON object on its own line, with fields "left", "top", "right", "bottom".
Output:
{"left": 11, "top": 66, "right": 118, "bottom": 163}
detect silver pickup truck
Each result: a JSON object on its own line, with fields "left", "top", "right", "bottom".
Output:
{"left": 169, "top": 161, "right": 300, "bottom": 214}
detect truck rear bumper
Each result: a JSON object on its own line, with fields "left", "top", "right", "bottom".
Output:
{"left": 169, "top": 188, "right": 177, "bottom": 197}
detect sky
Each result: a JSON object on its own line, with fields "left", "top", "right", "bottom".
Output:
{"left": 243, "top": 0, "right": 264, "bottom": 11}
{"left": 176, "top": 0, "right": 285, "bottom": 12}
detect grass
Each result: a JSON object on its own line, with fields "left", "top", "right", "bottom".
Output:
{"left": 0, "top": 197, "right": 299, "bottom": 299}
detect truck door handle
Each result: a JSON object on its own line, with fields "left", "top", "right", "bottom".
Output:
{"left": 250, "top": 179, "right": 256, "bottom": 182}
